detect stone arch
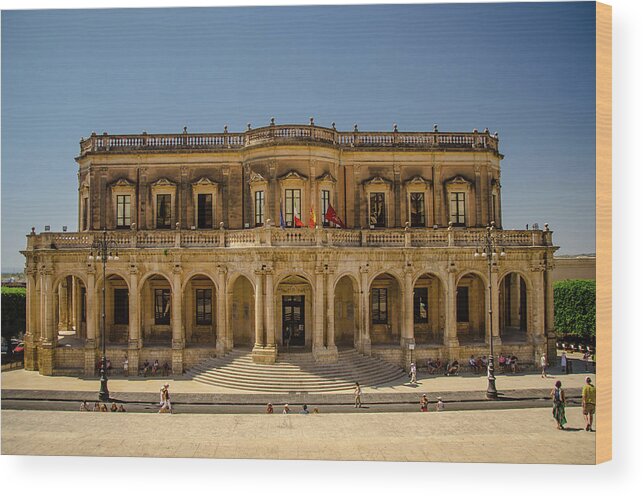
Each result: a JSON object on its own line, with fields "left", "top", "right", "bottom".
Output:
{"left": 276, "top": 273, "right": 314, "bottom": 349}
{"left": 499, "top": 271, "right": 531, "bottom": 343}
{"left": 368, "top": 271, "right": 403, "bottom": 345}
{"left": 368, "top": 268, "right": 404, "bottom": 289}
{"left": 181, "top": 270, "right": 218, "bottom": 293}
{"left": 139, "top": 272, "right": 173, "bottom": 346}
{"left": 332, "top": 271, "right": 361, "bottom": 293}
{"left": 184, "top": 273, "right": 217, "bottom": 346}
{"left": 138, "top": 270, "right": 175, "bottom": 292}
{"left": 52, "top": 273, "right": 87, "bottom": 345}
{"left": 455, "top": 271, "right": 487, "bottom": 344}
{"left": 97, "top": 273, "right": 130, "bottom": 345}
{"left": 227, "top": 273, "right": 255, "bottom": 349}
{"left": 412, "top": 271, "right": 447, "bottom": 345}
{"left": 334, "top": 273, "right": 360, "bottom": 348}
{"left": 275, "top": 269, "right": 315, "bottom": 289}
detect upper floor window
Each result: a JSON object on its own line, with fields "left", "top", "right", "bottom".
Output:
{"left": 254, "top": 190, "right": 265, "bottom": 227}
{"left": 371, "top": 287, "right": 388, "bottom": 324}
{"left": 321, "top": 190, "right": 331, "bottom": 226}
{"left": 456, "top": 286, "right": 469, "bottom": 322}
{"left": 113, "top": 288, "right": 129, "bottom": 325}
{"left": 156, "top": 194, "right": 172, "bottom": 229}
{"left": 450, "top": 192, "right": 466, "bottom": 227}
{"left": 195, "top": 289, "right": 212, "bottom": 325}
{"left": 413, "top": 287, "right": 428, "bottom": 323}
{"left": 197, "top": 193, "right": 213, "bottom": 229}
{"left": 369, "top": 192, "right": 386, "bottom": 227}
{"left": 285, "top": 189, "right": 301, "bottom": 227}
{"left": 154, "top": 288, "right": 171, "bottom": 325}
{"left": 116, "top": 195, "right": 131, "bottom": 229}
{"left": 410, "top": 192, "right": 426, "bottom": 227}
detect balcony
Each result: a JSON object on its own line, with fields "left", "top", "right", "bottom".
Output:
{"left": 26, "top": 227, "right": 552, "bottom": 251}
{"left": 78, "top": 124, "right": 500, "bottom": 157}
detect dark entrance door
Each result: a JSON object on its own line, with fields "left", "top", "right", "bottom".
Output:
{"left": 282, "top": 295, "right": 305, "bottom": 348}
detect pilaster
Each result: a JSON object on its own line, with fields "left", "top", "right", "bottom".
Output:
{"left": 445, "top": 263, "right": 459, "bottom": 348}
{"left": 171, "top": 264, "right": 184, "bottom": 374}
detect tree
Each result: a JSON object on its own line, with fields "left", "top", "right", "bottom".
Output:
{"left": 1, "top": 286, "right": 26, "bottom": 341}
{"left": 553, "top": 279, "right": 596, "bottom": 340}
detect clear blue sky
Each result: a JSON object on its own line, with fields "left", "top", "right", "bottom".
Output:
{"left": 1, "top": 2, "right": 596, "bottom": 271}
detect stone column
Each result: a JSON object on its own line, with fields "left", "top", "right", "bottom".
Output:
{"left": 57, "top": 279, "right": 67, "bottom": 331}
{"left": 474, "top": 165, "right": 482, "bottom": 226}
{"left": 359, "top": 266, "right": 371, "bottom": 355}
{"left": 24, "top": 271, "right": 38, "bottom": 371}
{"left": 445, "top": 268, "right": 459, "bottom": 348}
{"left": 326, "top": 270, "right": 336, "bottom": 350}
{"left": 127, "top": 268, "right": 140, "bottom": 375}
{"left": 171, "top": 268, "right": 184, "bottom": 375}
{"left": 402, "top": 268, "right": 415, "bottom": 370}
{"left": 216, "top": 266, "right": 228, "bottom": 355}
{"left": 490, "top": 268, "right": 501, "bottom": 347}
{"left": 70, "top": 277, "right": 77, "bottom": 333}
{"left": 313, "top": 267, "right": 325, "bottom": 356}
{"left": 265, "top": 269, "right": 275, "bottom": 349}
{"left": 39, "top": 269, "right": 55, "bottom": 376}
{"left": 84, "top": 270, "right": 97, "bottom": 376}
{"left": 253, "top": 269, "right": 264, "bottom": 348}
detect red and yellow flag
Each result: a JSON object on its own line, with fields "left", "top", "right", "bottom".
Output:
{"left": 309, "top": 205, "right": 317, "bottom": 228}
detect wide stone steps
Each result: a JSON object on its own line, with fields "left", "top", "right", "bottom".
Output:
{"left": 185, "top": 349, "right": 407, "bottom": 392}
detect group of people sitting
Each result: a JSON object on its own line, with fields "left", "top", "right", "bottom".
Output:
{"left": 498, "top": 354, "right": 519, "bottom": 373}
{"left": 425, "top": 358, "right": 460, "bottom": 376}
{"left": 80, "top": 400, "right": 126, "bottom": 412}
{"left": 266, "top": 403, "right": 319, "bottom": 414}
{"left": 141, "top": 359, "right": 170, "bottom": 377}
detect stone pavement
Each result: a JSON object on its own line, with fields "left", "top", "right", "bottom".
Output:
{"left": 1, "top": 366, "right": 594, "bottom": 395}
{"left": 1, "top": 407, "right": 596, "bottom": 463}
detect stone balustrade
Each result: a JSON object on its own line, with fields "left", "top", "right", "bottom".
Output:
{"left": 78, "top": 124, "right": 500, "bottom": 156}
{"left": 26, "top": 227, "right": 552, "bottom": 251}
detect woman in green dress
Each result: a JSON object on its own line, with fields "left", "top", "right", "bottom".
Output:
{"left": 551, "top": 380, "right": 567, "bottom": 430}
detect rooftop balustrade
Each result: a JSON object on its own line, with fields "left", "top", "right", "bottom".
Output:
{"left": 78, "top": 124, "right": 500, "bottom": 157}
{"left": 26, "top": 226, "right": 552, "bottom": 251}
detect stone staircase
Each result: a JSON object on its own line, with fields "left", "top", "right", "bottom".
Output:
{"left": 185, "top": 348, "right": 407, "bottom": 392}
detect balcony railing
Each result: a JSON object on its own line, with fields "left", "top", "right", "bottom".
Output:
{"left": 78, "top": 125, "right": 499, "bottom": 156}
{"left": 26, "top": 227, "right": 552, "bottom": 251}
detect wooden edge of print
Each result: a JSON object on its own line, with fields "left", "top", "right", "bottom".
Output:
{"left": 595, "top": 1, "right": 612, "bottom": 464}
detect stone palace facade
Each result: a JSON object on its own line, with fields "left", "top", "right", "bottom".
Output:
{"left": 22, "top": 122, "right": 558, "bottom": 376}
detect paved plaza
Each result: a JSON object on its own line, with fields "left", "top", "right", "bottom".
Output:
{"left": 1, "top": 407, "right": 595, "bottom": 463}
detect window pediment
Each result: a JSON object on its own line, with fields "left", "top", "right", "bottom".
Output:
{"left": 316, "top": 172, "right": 337, "bottom": 184}
{"left": 446, "top": 175, "right": 472, "bottom": 186}
{"left": 405, "top": 176, "right": 431, "bottom": 191}
{"left": 111, "top": 177, "right": 135, "bottom": 188}
{"left": 363, "top": 176, "right": 391, "bottom": 189}
{"left": 192, "top": 176, "right": 218, "bottom": 187}
{"left": 278, "top": 170, "right": 308, "bottom": 182}
{"left": 151, "top": 178, "right": 176, "bottom": 188}
{"left": 249, "top": 171, "right": 268, "bottom": 185}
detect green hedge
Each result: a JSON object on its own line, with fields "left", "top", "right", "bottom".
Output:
{"left": 553, "top": 279, "right": 595, "bottom": 340}
{"left": 1, "top": 286, "right": 26, "bottom": 340}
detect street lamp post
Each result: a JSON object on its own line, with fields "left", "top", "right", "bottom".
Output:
{"left": 89, "top": 230, "right": 119, "bottom": 402}
{"left": 474, "top": 222, "right": 505, "bottom": 399}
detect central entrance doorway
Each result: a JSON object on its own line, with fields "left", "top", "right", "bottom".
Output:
{"left": 282, "top": 295, "right": 305, "bottom": 348}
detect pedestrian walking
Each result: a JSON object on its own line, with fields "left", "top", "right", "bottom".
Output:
{"left": 420, "top": 394, "right": 429, "bottom": 412}
{"left": 299, "top": 404, "right": 309, "bottom": 415}
{"left": 560, "top": 352, "right": 568, "bottom": 374}
{"left": 540, "top": 353, "right": 548, "bottom": 378}
{"left": 80, "top": 401, "right": 90, "bottom": 412}
{"left": 551, "top": 380, "right": 567, "bottom": 430}
{"left": 158, "top": 384, "right": 172, "bottom": 413}
{"left": 354, "top": 382, "right": 362, "bottom": 408}
{"left": 583, "top": 351, "right": 591, "bottom": 372}
{"left": 410, "top": 362, "right": 418, "bottom": 384}
{"left": 118, "top": 404, "right": 127, "bottom": 412}
{"left": 436, "top": 397, "right": 444, "bottom": 412}
{"left": 123, "top": 358, "right": 129, "bottom": 376}
{"left": 581, "top": 376, "right": 596, "bottom": 432}
{"left": 110, "top": 402, "right": 118, "bottom": 412}
{"left": 93, "top": 402, "right": 100, "bottom": 412}
{"left": 282, "top": 403, "right": 290, "bottom": 414}
{"left": 266, "top": 403, "right": 274, "bottom": 414}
